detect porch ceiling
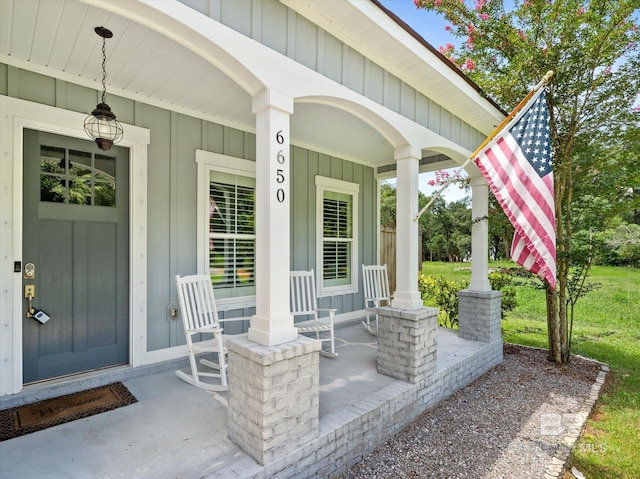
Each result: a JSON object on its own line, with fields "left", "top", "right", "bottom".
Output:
{"left": 0, "top": 0, "right": 437, "bottom": 169}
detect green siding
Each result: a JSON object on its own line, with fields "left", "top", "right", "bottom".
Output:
{"left": 261, "top": 0, "right": 288, "bottom": 56}
{"left": 59, "top": 82, "right": 98, "bottom": 116}
{"left": 0, "top": 63, "right": 8, "bottom": 95}
{"left": 344, "top": 47, "right": 365, "bottom": 95}
{"left": 294, "top": 14, "right": 318, "bottom": 71}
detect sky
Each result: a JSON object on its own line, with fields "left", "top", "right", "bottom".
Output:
{"left": 379, "top": 0, "right": 459, "bottom": 50}
{"left": 377, "top": 0, "right": 469, "bottom": 203}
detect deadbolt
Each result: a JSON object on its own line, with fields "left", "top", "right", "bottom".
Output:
{"left": 24, "top": 262, "right": 35, "bottom": 279}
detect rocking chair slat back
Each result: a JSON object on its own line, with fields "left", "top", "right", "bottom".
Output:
{"left": 290, "top": 270, "right": 318, "bottom": 316}
{"left": 177, "top": 274, "right": 220, "bottom": 331}
{"left": 362, "top": 264, "right": 391, "bottom": 302}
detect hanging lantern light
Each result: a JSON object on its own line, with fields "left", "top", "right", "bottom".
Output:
{"left": 84, "top": 26, "right": 123, "bottom": 151}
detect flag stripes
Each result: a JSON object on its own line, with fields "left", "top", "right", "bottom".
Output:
{"left": 474, "top": 90, "right": 556, "bottom": 288}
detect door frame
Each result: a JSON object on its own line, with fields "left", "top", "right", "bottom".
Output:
{"left": 0, "top": 96, "right": 149, "bottom": 396}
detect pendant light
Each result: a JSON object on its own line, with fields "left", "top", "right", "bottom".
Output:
{"left": 84, "top": 26, "right": 123, "bottom": 151}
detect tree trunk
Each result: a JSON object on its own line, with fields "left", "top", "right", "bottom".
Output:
{"left": 502, "top": 237, "right": 510, "bottom": 259}
{"left": 546, "top": 287, "right": 562, "bottom": 363}
{"left": 548, "top": 146, "right": 572, "bottom": 364}
{"left": 558, "top": 258, "right": 571, "bottom": 363}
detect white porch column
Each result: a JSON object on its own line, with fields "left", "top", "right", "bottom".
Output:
{"left": 469, "top": 176, "right": 491, "bottom": 291}
{"left": 459, "top": 176, "right": 501, "bottom": 343}
{"left": 248, "top": 88, "right": 298, "bottom": 346}
{"left": 391, "top": 146, "right": 423, "bottom": 310}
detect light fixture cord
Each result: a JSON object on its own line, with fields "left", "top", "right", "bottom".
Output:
{"left": 101, "top": 36, "right": 107, "bottom": 104}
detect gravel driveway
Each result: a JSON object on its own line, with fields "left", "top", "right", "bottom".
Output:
{"left": 338, "top": 344, "right": 605, "bottom": 479}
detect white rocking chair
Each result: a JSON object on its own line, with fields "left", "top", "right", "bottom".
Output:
{"left": 361, "top": 264, "right": 391, "bottom": 335}
{"left": 175, "top": 274, "right": 246, "bottom": 391}
{"left": 290, "top": 270, "right": 337, "bottom": 358}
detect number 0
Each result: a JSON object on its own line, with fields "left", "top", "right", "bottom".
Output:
{"left": 277, "top": 188, "right": 285, "bottom": 202}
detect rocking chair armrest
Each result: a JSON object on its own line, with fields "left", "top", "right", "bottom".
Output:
{"left": 366, "top": 295, "right": 390, "bottom": 301}
{"left": 218, "top": 316, "right": 251, "bottom": 324}
{"left": 186, "top": 326, "right": 223, "bottom": 335}
{"left": 316, "top": 308, "right": 336, "bottom": 322}
{"left": 316, "top": 308, "right": 336, "bottom": 313}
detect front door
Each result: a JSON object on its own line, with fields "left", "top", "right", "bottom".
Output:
{"left": 22, "top": 129, "right": 129, "bottom": 383}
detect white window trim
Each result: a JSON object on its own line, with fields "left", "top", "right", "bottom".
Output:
{"left": 196, "top": 150, "right": 256, "bottom": 311}
{"left": 315, "top": 175, "right": 359, "bottom": 297}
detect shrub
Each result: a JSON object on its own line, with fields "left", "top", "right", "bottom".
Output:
{"left": 418, "top": 273, "right": 469, "bottom": 328}
{"left": 488, "top": 270, "right": 518, "bottom": 317}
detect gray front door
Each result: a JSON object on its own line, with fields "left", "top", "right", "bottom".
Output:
{"left": 22, "top": 129, "right": 129, "bottom": 384}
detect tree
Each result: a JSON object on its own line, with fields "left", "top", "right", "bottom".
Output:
{"left": 488, "top": 192, "right": 514, "bottom": 260}
{"left": 380, "top": 181, "right": 397, "bottom": 228}
{"left": 415, "top": 0, "right": 640, "bottom": 363}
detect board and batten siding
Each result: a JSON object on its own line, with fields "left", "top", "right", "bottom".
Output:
{"left": 179, "top": 0, "right": 485, "bottom": 153}
{"left": 290, "top": 146, "right": 377, "bottom": 316}
{"left": 1, "top": 63, "right": 376, "bottom": 351}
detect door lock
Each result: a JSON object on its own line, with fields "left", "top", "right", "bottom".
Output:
{"left": 24, "top": 262, "right": 35, "bottom": 279}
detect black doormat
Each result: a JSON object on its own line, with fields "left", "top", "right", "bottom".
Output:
{"left": 0, "top": 382, "right": 137, "bottom": 441}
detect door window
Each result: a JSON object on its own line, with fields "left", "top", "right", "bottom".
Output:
{"left": 40, "top": 145, "right": 116, "bottom": 207}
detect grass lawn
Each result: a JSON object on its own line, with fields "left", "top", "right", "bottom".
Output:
{"left": 421, "top": 261, "right": 640, "bottom": 479}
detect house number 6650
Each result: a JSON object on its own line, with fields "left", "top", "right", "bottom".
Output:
{"left": 276, "top": 130, "right": 285, "bottom": 203}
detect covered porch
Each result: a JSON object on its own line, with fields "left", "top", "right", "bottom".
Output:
{"left": 0, "top": 323, "right": 501, "bottom": 479}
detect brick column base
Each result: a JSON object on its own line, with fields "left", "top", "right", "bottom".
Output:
{"left": 458, "top": 289, "right": 502, "bottom": 343}
{"left": 226, "top": 334, "right": 321, "bottom": 465}
{"left": 377, "top": 306, "right": 438, "bottom": 384}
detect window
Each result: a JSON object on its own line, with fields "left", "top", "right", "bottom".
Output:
{"left": 40, "top": 145, "right": 116, "bottom": 207}
{"left": 209, "top": 172, "right": 256, "bottom": 298}
{"left": 316, "top": 176, "right": 359, "bottom": 296}
{"left": 197, "top": 151, "right": 256, "bottom": 304}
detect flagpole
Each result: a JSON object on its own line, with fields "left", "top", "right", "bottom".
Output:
{"left": 414, "top": 70, "right": 554, "bottom": 221}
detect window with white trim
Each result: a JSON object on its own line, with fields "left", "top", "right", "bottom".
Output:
{"left": 209, "top": 172, "right": 255, "bottom": 299}
{"left": 196, "top": 151, "right": 256, "bottom": 303}
{"left": 315, "top": 176, "right": 359, "bottom": 296}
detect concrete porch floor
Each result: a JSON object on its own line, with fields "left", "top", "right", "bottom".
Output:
{"left": 0, "top": 323, "right": 500, "bottom": 479}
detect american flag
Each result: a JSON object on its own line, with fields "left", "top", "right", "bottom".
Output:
{"left": 474, "top": 90, "right": 556, "bottom": 289}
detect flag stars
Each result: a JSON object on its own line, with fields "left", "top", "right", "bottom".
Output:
{"left": 507, "top": 92, "right": 553, "bottom": 177}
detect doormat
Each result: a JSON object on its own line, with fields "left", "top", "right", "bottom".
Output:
{"left": 0, "top": 382, "right": 137, "bottom": 441}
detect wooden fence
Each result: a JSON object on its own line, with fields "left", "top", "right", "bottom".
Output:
{"left": 380, "top": 227, "right": 422, "bottom": 294}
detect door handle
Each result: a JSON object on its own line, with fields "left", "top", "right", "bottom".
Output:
{"left": 24, "top": 284, "right": 50, "bottom": 323}
{"left": 25, "top": 285, "right": 36, "bottom": 318}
